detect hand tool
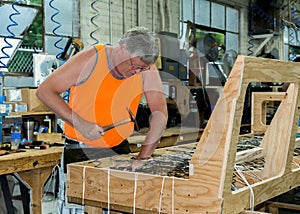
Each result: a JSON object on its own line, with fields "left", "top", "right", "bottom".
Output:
{"left": 100, "top": 107, "right": 139, "bottom": 136}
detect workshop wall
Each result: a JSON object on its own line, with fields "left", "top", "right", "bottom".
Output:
{"left": 78, "top": 0, "right": 180, "bottom": 47}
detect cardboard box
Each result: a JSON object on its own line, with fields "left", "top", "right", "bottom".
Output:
{"left": 14, "top": 102, "right": 27, "bottom": 112}
{"left": 0, "top": 103, "right": 13, "bottom": 113}
{"left": 4, "top": 88, "right": 22, "bottom": 101}
{"left": 21, "top": 88, "right": 49, "bottom": 112}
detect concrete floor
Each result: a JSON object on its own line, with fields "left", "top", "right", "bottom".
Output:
{"left": 13, "top": 197, "right": 57, "bottom": 214}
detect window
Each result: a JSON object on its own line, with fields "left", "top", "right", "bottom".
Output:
{"left": 180, "top": 0, "right": 239, "bottom": 53}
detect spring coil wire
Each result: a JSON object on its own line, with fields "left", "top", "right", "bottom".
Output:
{"left": 48, "top": 0, "right": 69, "bottom": 101}
{"left": 90, "top": 0, "right": 100, "bottom": 45}
{"left": 0, "top": 1, "right": 21, "bottom": 69}
{"left": 289, "top": 28, "right": 297, "bottom": 61}
{"left": 290, "top": 6, "right": 300, "bottom": 60}
{"left": 49, "top": 0, "right": 65, "bottom": 61}
{"left": 247, "top": 3, "right": 255, "bottom": 56}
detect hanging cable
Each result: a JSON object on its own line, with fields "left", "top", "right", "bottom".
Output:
{"left": 49, "top": 0, "right": 65, "bottom": 61}
{"left": 90, "top": 0, "right": 100, "bottom": 45}
{"left": 0, "top": 1, "right": 21, "bottom": 69}
{"left": 48, "top": 0, "right": 71, "bottom": 102}
{"left": 291, "top": 6, "right": 300, "bottom": 28}
{"left": 289, "top": 28, "right": 296, "bottom": 61}
{"left": 247, "top": 3, "right": 255, "bottom": 56}
{"left": 290, "top": 27, "right": 295, "bottom": 45}
{"left": 290, "top": 6, "right": 300, "bottom": 46}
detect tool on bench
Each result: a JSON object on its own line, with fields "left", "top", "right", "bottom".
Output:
{"left": 100, "top": 107, "right": 139, "bottom": 136}
{"left": 19, "top": 141, "right": 48, "bottom": 150}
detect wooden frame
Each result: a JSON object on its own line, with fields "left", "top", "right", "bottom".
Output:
{"left": 66, "top": 56, "right": 300, "bottom": 213}
{"left": 251, "top": 92, "right": 287, "bottom": 134}
{"left": 251, "top": 92, "right": 300, "bottom": 135}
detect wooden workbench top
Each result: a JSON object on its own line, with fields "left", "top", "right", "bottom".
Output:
{"left": 0, "top": 146, "right": 63, "bottom": 175}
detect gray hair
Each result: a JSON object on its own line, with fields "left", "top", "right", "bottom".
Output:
{"left": 119, "top": 26, "right": 159, "bottom": 65}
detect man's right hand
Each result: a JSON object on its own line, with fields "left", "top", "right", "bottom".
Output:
{"left": 74, "top": 117, "right": 104, "bottom": 140}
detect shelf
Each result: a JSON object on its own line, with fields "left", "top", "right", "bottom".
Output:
{"left": 0, "top": 111, "right": 56, "bottom": 142}
{"left": 5, "top": 111, "right": 54, "bottom": 117}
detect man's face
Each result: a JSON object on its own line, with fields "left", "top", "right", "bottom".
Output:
{"left": 114, "top": 45, "right": 151, "bottom": 78}
{"left": 126, "top": 56, "right": 150, "bottom": 76}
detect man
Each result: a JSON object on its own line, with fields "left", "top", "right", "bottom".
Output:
{"left": 36, "top": 26, "right": 168, "bottom": 213}
{"left": 36, "top": 26, "right": 168, "bottom": 170}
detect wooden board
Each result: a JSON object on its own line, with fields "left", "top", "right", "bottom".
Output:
{"left": 34, "top": 133, "right": 63, "bottom": 145}
{"left": 128, "top": 127, "right": 202, "bottom": 152}
{"left": 66, "top": 56, "right": 300, "bottom": 213}
{"left": 251, "top": 92, "right": 287, "bottom": 134}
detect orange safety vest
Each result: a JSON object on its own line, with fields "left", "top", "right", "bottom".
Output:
{"left": 65, "top": 44, "right": 143, "bottom": 148}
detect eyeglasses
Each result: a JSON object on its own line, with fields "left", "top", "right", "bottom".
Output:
{"left": 129, "top": 57, "right": 150, "bottom": 72}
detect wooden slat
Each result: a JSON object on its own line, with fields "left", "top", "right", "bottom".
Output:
{"left": 241, "top": 211, "right": 271, "bottom": 214}
{"left": 266, "top": 201, "right": 300, "bottom": 211}
{"left": 235, "top": 147, "right": 264, "bottom": 164}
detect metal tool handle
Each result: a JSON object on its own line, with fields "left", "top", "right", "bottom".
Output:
{"left": 101, "top": 118, "right": 131, "bottom": 135}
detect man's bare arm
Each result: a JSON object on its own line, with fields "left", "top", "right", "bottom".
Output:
{"left": 36, "top": 47, "right": 104, "bottom": 140}
{"left": 136, "top": 67, "right": 168, "bottom": 160}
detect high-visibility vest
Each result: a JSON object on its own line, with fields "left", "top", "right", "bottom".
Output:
{"left": 65, "top": 44, "right": 143, "bottom": 148}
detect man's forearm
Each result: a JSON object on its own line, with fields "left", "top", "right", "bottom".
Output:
{"left": 136, "top": 111, "right": 167, "bottom": 159}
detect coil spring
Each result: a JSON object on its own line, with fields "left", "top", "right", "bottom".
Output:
{"left": 289, "top": 28, "right": 298, "bottom": 61}
{"left": 90, "top": 0, "right": 100, "bottom": 45}
{"left": 247, "top": 3, "right": 255, "bottom": 56}
{"left": 0, "top": 1, "right": 21, "bottom": 69}
{"left": 62, "top": 89, "right": 70, "bottom": 103}
{"left": 291, "top": 6, "right": 300, "bottom": 28}
{"left": 247, "top": 33, "right": 254, "bottom": 56}
{"left": 49, "top": 0, "right": 65, "bottom": 61}
{"left": 291, "top": 6, "right": 300, "bottom": 47}
{"left": 289, "top": 27, "right": 295, "bottom": 45}
{"left": 252, "top": 3, "right": 285, "bottom": 30}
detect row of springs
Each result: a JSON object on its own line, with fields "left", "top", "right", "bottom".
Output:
{"left": 0, "top": 1, "right": 21, "bottom": 69}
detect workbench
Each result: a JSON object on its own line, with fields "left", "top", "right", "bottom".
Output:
{"left": 0, "top": 146, "right": 63, "bottom": 213}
